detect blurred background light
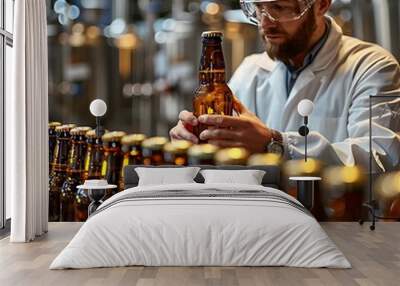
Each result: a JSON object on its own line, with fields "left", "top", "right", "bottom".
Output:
{"left": 68, "top": 5, "right": 80, "bottom": 20}
{"left": 54, "top": 0, "right": 68, "bottom": 14}
{"left": 58, "top": 13, "right": 68, "bottom": 26}
{"left": 205, "top": 2, "right": 220, "bottom": 15}
{"left": 109, "top": 18, "right": 126, "bottom": 37}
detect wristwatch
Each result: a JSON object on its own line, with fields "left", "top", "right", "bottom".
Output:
{"left": 265, "top": 130, "right": 284, "bottom": 156}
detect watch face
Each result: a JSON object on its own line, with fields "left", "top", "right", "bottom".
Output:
{"left": 268, "top": 142, "right": 284, "bottom": 155}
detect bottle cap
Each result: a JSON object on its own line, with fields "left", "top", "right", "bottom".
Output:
{"left": 142, "top": 137, "right": 168, "bottom": 150}
{"left": 70, "top": 127, "right": 92, "bottom": 136}
{"left": 215, "top": 147, "right": 249, "bottom": 165}
{"left": 247, "top": 153, "right": 282, "bottom": 166}
{"left": 49, "top": 122, "right": 62, "bottom": 129}
{"left": 102, "top": 131, "right": 127, "bottom": 142}
{"left": 121, "top": 134, "right": 147, "bottom": 146}
{"left": 188, "top": 144, "right": 219, "bottom": 159}
{"left": 86, "top": 129, "right": 109, "bottom": 139}
{"left": 201, "top": 31, "right": 223, "bottom": 38}
{"left": 163, "top": 140, "right": 193, "bottom": 154}
{"left": 55, "top": 124, "right": 77, "bottom": 132}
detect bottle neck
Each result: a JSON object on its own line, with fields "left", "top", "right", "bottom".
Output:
{"left": 49, "top": 133, "right": 58, "bottom": 164}
{"left": 67, "top": 138, "right": 87, "bottom": 174}
{"left": 52, "top": 135, "right": 70, "bottom": 171}
{"left": 199, "top": 39, "right": 226, "bottom": 84}
{"left": 101, "top": 143, "right": 123, "bottom": 179}
{"left": 87, "top": 141, "right": 104, "bottom": 179}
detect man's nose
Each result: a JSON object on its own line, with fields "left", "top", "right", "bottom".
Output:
{"left": 259, "top": 13, "right": 278, "bottom": 30}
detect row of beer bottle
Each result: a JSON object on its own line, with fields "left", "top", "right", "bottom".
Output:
{"left": 48, "top": 122, "right": 276, "bottom": 222}
{"left": 49, "top": 124, "right": 151, "bottom": 222}
{"left": 48, "top": 124, "right": 206, "bottom": 223}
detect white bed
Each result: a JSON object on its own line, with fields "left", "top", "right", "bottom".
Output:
{"left": 50, "top": 183, "right": 351, "bottom": 269}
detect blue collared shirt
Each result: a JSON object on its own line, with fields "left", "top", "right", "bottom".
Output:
{"left": 286, "top": 20, "right": 331, "bottom": 95}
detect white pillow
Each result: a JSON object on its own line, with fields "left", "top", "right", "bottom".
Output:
{"left": 200, "top": 169, "right": 266, "bottom": 185}
{"left": 135, "top": 167, "right": 201, "bottom": 186}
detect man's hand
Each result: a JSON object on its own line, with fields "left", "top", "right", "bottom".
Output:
{"left": 169, "top": 110, "right": 199, "bottom": 144}
{"left": 169, "top": 97, "right": 276, "bottom": 153}
{"left": 198, "top": 98, "right": 273, "bottom": 153}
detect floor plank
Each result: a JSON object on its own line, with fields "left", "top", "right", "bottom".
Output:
{"left": 0, "top": 222, "right": 399, "bottom": 286}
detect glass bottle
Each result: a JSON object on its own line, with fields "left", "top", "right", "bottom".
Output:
{"left": 322, "top": 166, "right": 365, "bottom": 221}
{"left": 83, "top": 129, "right": 108, "bottom": 180}
{"left": 49, "top": 123, "right": 76, "bottom": 222}
{"left": 119, "top": 134, "right": 147, "bottom": 190}
{"left": 75, "top": 129, "right": 107, "bottom": 222}
{"left": 49, "top": 122, "right": 62, "bottom": 174}
{"left": 193, "top": 31, "right": 234, "bottom": 142}
{"left": 188, "top": 144, "right": 219, "bottom": 165}
{"left": 101, "top": 131, "right": 126, "bottom": 198}
{"left": 142, "top": 137, "right": 168, "bottom": 166}
{"left": 60, "top": 126, "right": 91, "bottom": 222}
{"left": 163, "top": 140, "right": 193, "bottom": 166}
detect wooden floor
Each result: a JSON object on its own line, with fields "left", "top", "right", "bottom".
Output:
{"left": 0, "top": 222, "right": 399, "bottom": 286}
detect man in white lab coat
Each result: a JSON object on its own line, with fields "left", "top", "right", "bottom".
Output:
{"left": 170, "top": 0, "right": 400, "bottom": 172}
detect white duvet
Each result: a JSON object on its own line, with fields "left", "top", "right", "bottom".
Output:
{"left": 50, "top": 183, "right": 351, "bottom": 269}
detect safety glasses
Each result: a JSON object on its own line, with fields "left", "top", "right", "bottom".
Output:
{"left": 240, "top": 0, "right": 316, "bottom": 24}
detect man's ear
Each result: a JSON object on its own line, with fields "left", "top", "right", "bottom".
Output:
{"left": 315, "top": 0, "right": 332, "bottom": 16}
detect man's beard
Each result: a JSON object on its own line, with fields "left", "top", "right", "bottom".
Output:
{"left": 261, "top": 11, "right": 317, "bottom": 66}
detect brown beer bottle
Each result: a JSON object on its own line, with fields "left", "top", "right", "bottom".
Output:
{"left": 75, "top": 129, "right": 107, "bottom": 222}
{"left": 142, "top": 137, "right": 168, "bottom": 166}
{"left": 89, "top": 131, "right": 107, "bottom": 179}
{"left": 83, "top": 129, "right": 108, "bottom": 180}
{"left": 60, "top": 127, "right": 91, "bottom": 222}
{"left": 188, "top": 144, "right": 219, "bottom": 165}
{"left": 101, "top": 131, "right": 126, "bottom": 198}
{"left": 193, "top": 31, "right": 234, "bottom": 142}
{"left": 49, "top": 122, "right": 62, "bottom": 174}
{"left": 163, "top": 140, "right": 192, "bottom": 166}
{"left": 119, "top": 134, "right": 147, "bottom": 190}
{"left": 49, "top": 124, "right": 76, "bottom": 221}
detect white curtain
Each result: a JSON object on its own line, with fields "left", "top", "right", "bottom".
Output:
{"left": 8, "top": 0, "right": 48, "bottom": 242}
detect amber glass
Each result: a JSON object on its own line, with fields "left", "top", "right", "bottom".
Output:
{"left": 83, "top": 130, "right": 107, "bottom": 180}
{"left": 119, "top": 134, "right": 146, "bottom": 190}
{"left": 389, "top": 197, "right": 400, "bottom": 217}
{"left": 101, "top": 131, "right": 126, "bottom": 198}
{"left": 322, "top": 166, "right": 365, "bottom": 221}
{"left": 83, "top": 133, "right": 96, "bottom": 181}
{"left": 60, "top": 127, "right": 91, "bottom": 222}
{"left": 49, "top": 124, "right": 76, "bottom": 222}
{"left": 373, "top": 172, "right": 400, "bottom": 219}
{"left": 142, "top": 137, "right": 168, "bottom": 166}
{"left": 163, "top": 140, "right": 192, "bottom": 166}
{"left": 75, "top": 130, "right": 106, "bottom": 222}
{"left": 49, "top": 122, "right": 61, "bottom": 174}
{"left": 193, "top": 31, "right": 233, "bottom": 142}
{"left": 188, "top": 144, "right": 218, "bottom": 165}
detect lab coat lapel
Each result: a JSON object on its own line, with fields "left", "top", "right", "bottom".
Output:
{"left": 282, "top": 69, "right": 319, "bottom": 130}
{"left": 281, "top": 17, "right": 343, "bottom": 131}
{"left": 265, "top": 62, "right": 288, "bottom": 130}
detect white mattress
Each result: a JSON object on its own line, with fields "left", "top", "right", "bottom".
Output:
{"left": 50, "top": 183, "right": 351, "bottom": 269}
